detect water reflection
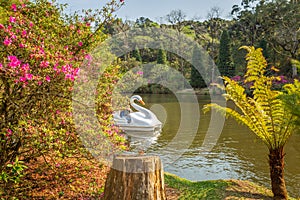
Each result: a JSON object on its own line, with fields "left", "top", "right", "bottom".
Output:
{"left": 127, "top": 94, "right": 300, "bottom": 197}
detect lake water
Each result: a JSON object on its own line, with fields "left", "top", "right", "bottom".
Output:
{"left": 128, "top": 93, "right": 300, "bottom": 197}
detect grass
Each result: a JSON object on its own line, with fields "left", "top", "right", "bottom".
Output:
{"left": 164, "top": 172, "right": 299, "bottom": 200}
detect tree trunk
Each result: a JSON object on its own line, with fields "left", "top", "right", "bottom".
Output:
{"left": 268, "top": 147, "right": 288, "bottom": 200}
{"left": 103, "top": 154, "right": 166, "bottom": 200}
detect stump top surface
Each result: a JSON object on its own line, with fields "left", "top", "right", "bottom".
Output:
{"left": 115, "top": 154, "right": 160, "bottom": 160}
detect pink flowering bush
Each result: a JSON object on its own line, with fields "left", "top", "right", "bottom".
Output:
{"left": 0, "top": 0, "right": 125, "bottom": 198}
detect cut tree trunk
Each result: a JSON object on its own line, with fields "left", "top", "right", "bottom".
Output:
{"left": 103, "top": 154, "right": 166, "bottom": 200}
{"left": 269, "top": 147, "right": 288, "bottom": 200}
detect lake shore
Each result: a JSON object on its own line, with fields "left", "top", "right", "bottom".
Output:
{"left": 3, "top": 156, "right": 299, "bottom": 199}
{"left": 164, "top": 172, "right": 299, "bottom": 200}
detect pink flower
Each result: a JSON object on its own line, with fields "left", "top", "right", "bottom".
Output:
{"left": 38, "top": 81, "right": 42, "bottom": 85}
{"left": 65, "top": 73, "right": 74, "bottom": 81}
{"left": 6, "top": 129, "right": 13, "bottom": 138}
{"left": 3, "top": 37, "right": 12, "bottom": 46}
{"left": 19, "top": 76, "right": 26, "bottom": 82}
{"left": 78, "top": 41, "right": 83, "bottom": 46}
{"left": 40, "top": 61, "right": 49, "bottom": 68}
{"left": 11, "top": 4, "right": 17, "bottom": 11}
{"left": 85, "top": 54, "right": 92, "bottom": 61}
{"left": 9, "top": 16, "right": 16, "bottom": 23}
{"left": 19, "top": 43, "right": 25, "bottom": 48}
{"left": 8, "top": 56, "right": 21, "bottom": 68}
{"left": 29, "top": 22, "right": 33, "bottom": 27}
{"left": 0, "top": 24, "right": 4, "bottom": 29}
{"left": 21, "top": 63, "right": 30, "bottom": 71}
{"left": 53, "top": 65, "right": 59, "bottom": 72}
{"left": 21, "top": 30, "right": 27, "bottom": 37}
{"left": 0, "top": 63, "right": 2, "bottom": 69}
{"left": 10, "top": 34, "right": 16, "bottom": 39}
{"left": 136, "top": 71, "right": 143, "bottom": 75}
{"left": 231, "top": 75, "right": 241, "bottom": 82}
{"left": 39, "top": 48, "right": 45, "bottom": 55}
{"left": 46, "top": 75, "right": 51, "bottom": 82}
{"left": 25, "top": 73, "right": 33, "bottom": 80}
{"left": 73, "top": 68, "right": 80, "bottom": 76}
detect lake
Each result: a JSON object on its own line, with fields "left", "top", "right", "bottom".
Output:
{"left": 128, "top": 93, "right": 300, "bottom": 197}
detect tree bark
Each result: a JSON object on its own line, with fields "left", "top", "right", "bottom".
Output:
{"left": 268, "top": 147, "right": 288, "bottom": 200}
{"left": 103, "top": 154, "right": 166, "bottom": 200}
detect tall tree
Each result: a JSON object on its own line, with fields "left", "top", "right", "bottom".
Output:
{"left": 258, "top": 39, "right": 269, "bottom": 60}
{"left": 135, "top": 17, "right": 159, "bottom": 28}
{"left": 218, "top": 30, "right": 234, "bottom": 77}
{"left": 157, "top": 47, "right": 167, "bottom": 65}
{"left": 165, "top": 9, "right": 186, "bottom": 32}
{"left": 257, "top": 0, "right": 300, "bottom": 77}
{"left": 205, "top": 6, "right": 224, "bottom": 60}
{"left": 204, "top": 47, "right": 297, "bottom": 199}
{"left": 132, "top": 47, "right": 142, "bottom": 62}
{"left": 164, "top": 9, "right": 190, "bottom": 79}
{"left": 190, "top": 45, "right": 206, "bottom": 88}
{"left": 231, "top": 0, "right": 300, "bottom": 77}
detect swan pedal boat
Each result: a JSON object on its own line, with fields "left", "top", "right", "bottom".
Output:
{"left": 113, "top": 95, "right": 162, "bottom": 138}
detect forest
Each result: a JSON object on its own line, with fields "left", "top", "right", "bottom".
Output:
{"left": 105, "top": 0, "right": 299, "bottom": 92}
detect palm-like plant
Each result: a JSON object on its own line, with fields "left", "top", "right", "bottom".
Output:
{"left": 203, "top": 46, "right": 297, "bottom": 199}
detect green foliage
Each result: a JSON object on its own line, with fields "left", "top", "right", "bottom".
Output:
{"left": 230, "top": 0, "right": 300, "bottom": 77}
{"left": 132, "top": 47, "right": 142, "bottom": 62}
{"left": 204, "top": 46, "right": 297, "bottom": 150}
{"left": 135, "top": 17, "right": 159, "bottom": 28}
{"left": 282, "top": 79, "right": 300, "bottom": 129}
{"left": 190, "top": 45, "right": 206, "bottom": 88}
{"left": 157, "top": 48, "right": 167, "bottom": 65}
{"left": 0, "top": 0, "right": 125, "bottom": 197}
{"left": 204, "top": 46, "right": 298, "bottom": 198}
{"left": 258, "top": 39, "right": 269, "bottom": 60}
{"left": 0, "top": 157, "right": 27, "bottom": 184}
{"left": 218, "top": 30, "right": 234, "bottom": 77}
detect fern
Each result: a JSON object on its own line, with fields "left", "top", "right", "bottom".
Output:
{"left": 282, "top": 79, "right": 300, "bottom": 129}
{"left": 203, "top": 46, "right": 297, "bottom": 150}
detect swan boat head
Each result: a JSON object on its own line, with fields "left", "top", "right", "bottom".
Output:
{"left": 130, "top": 95, "right": 145, "bottom": 106}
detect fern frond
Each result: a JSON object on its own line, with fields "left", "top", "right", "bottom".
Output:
{"left": 240, "top": 46, "right": 267, "bottom": 83}
{"left": 203, "top": 103, "right": 272, "bottom": 148}
{"left": 282, "top": 79, "right": 300, "bottom": 129}
{"left": 204, "top": 46, "right": 297, "bottom": 150}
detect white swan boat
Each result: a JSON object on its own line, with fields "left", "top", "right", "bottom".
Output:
{"left": 113, "top": 95, "right": 162, "bottom": 137}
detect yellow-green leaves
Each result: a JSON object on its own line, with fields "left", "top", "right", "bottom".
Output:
{"left": 204, "top": 46, "right": 296, "bottom": 150}
{"left": 241, "top": 46, "right": 267, "bottom": 84}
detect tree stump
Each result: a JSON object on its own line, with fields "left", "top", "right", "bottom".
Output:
{"left": 103, "top": 154, "right": 166, "bottom": 200}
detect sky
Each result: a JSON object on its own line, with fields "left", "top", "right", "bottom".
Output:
{"left": 58, "top": 0, "right": 241, "bottom": 22}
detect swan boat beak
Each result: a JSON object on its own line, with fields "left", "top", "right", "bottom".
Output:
{"left": 139, "top": 100, "right": 145, "bottom": 105}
